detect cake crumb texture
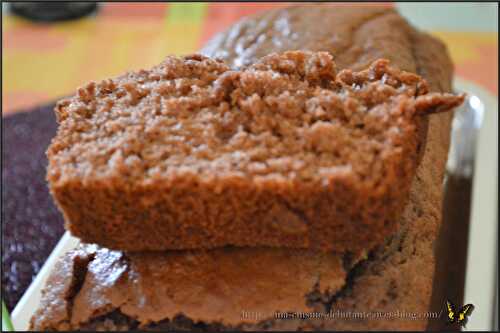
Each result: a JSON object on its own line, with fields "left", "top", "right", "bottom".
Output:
{"left": 47, "top": 49, "right": 461, "bottom": 253}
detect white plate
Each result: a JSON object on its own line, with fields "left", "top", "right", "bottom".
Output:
{"left": 10, "top": 78, "right": 498, "bottom": 331}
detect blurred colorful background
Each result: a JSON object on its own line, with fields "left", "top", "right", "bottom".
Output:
{"left": 2, "top": 2, "right": 498, "bottom": 114}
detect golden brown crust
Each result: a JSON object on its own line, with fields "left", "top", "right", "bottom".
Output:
{"left": 29, "top": 246, "right": 97, "bottom": 331}
{"left": 30, "top": 244, "right": 351, "bottom": 330}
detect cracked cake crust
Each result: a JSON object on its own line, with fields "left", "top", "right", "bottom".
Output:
{"left": 30, "top": 243, "right": 354, "bottom": 330}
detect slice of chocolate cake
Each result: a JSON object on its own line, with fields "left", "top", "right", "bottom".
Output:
{"left": 47, "top": 51, "right": 461, "bottom": 254}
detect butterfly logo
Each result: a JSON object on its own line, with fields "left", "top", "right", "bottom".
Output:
{"left": 446, "top": 300, "right": 474, "bottom": 327}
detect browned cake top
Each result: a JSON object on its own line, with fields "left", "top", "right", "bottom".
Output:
{"left": 48, "top": 51, "right": 462, "bottom": 188}
{"left": 30, "top": 243, "right": 352, "bottom": 330}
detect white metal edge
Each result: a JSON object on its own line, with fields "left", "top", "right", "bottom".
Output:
{"left": 454, "top": 78, "right": 498, "bottom": 331}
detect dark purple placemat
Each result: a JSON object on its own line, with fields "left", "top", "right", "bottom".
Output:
{"left": 2, "top": 104, "right": 65, "bottom": 311}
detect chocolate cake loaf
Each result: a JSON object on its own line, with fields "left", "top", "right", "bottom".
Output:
{"left": 31, "top": 5, "right": 458, "bottom": 331}
{"left": 47, "top": 40, "right": 460, "bottom": 255}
